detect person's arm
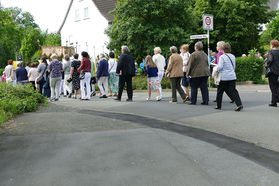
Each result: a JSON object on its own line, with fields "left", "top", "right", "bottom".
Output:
{"left": 217, "top": 56, "right": 224, "bottom": 72}
{"left": 77, "top": 59, "right": 84, "bottom": 73}
{"left": 186, "top": 55, "right": 194, "bottom": 77}
{"left": 116, "top": 55, "right": 124, "bottom": 75}
{"left": 165, "top": 56, "right": 173, "bottom": 76}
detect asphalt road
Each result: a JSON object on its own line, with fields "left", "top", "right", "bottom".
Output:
{"left": 1, "top": 88, "right": 279, "bottom": 186}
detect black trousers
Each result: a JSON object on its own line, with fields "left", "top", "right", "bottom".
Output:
{"left": 118, "top": 75, "right": 133, "bottom": 100}
{"left": 190, "top": 76, "right": 209, "bottom": 104}
{"left": 170, "top": 77, "right": 186, "bottom": 102}
{"left": 268, "top": 73, "right": 279, "bottom": 104}
{"left": 217, "top": 80, "right": 242, "bottom": 108}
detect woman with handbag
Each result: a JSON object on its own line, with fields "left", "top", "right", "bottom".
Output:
{"left": 265, "top": 40, "right": 279, "bottom": 107}
{"left": 108, "top": 52, "right": 119, "bottom": 97}
{"left": 215, "top": 42, "right": 243, "bottom": 111}
{"left": 37, "top": 57, "right": 48, "bottom": 94}
{"left": 70, "top": 54, "right": 81, "bottom": 99}
{"left": 78, "top": 51, "right": 91, "bottom": 100}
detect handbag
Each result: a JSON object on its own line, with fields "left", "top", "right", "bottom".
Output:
{"left": 67, "top": 77, "right": 72, "bottom": 83}
{"left": 79, "top": 71, "right": 85, "bottom": 80}
{"left": 91, "top": 77, "right": 96, "bottom": 84}
{"left": 37, "top": 65, "right": 47, "bottom": 84}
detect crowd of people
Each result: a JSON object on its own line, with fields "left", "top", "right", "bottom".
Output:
{"left": 2, "top": 39, "right": 279, "bottom": 111}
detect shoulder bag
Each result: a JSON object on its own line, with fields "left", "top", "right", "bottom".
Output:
{"left": 224, "top": 54, "right": 235, "bottom": 71}
{"left": 109, "top": 59, "right": 116, "bottom": 73}
{"left": 37, "top": 65, "right": 47, "bottom": 85}
{"left": 79, "top": 71, "right": 85, "bottom": 80}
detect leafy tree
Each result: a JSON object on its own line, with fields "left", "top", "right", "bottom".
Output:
{"left": 20, "top": 29, "right": 43, "bottom": 61}
{"left": 42, "top": 32, "right": 61, "bottom": 46}
{"left": 6, "top": 7, "right": 38, "bottom": 29}
{"left": 106, "top": 0, "right": 197, "bottom": 60}
{"left": 193, "top": 0, "right": 275, "bottom": 56}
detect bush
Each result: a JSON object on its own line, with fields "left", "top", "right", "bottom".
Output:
{"left": 235, "top": 56, "right": 265, "bottom": 82}
{"left": 0, "top": 68, "right": 4, "bottom": 76}
{"left": 0, "top": 83, "right": 47, "bottom": 125}
{"left": 132, "top": 75, "right": 171, "bottom": 90}
{"left": 31, "top": 50, "right": 42, "bottom": 63}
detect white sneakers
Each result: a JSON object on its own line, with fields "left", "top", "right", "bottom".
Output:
{"left": 146, "top": 96, "right": 162, "bottom": 101}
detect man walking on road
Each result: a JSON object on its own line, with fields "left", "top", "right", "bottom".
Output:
{"left": 115, "top": 46, "right": 135, "bottom": 102}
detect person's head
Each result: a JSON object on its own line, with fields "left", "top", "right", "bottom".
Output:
{"left": 142, "top": 58, "right": 145, "bottom": 62}
{"left": 109, "top": 51, "right": 115, "bottom": 59}
{"left": 50, "top": 53, "right": 58, "bottom": 60}
{"left": 8, "top": 60, "right": 13, "bottom": 65}
{"left": 242, "top": 54, "right": 247, "bottom": 58}
{"left": 81, "top": 51, "right": 89, "bottom": 58}
{"left": 216, "top": 41, "right": 225, "bottom": 52}
{"left": 181, "top": 44, "right": 189, "bottom": 53}
{"left": 17, "top": 62, "right": 23, "bottom": 68}
{"left": 223, "top": 42, "right": 232, "bottom": 54}
{"left": 41, "top": 57, "right": 47, "bottom": 65}
{"left": 154, "top": 47, "right": 162, "bottom": 55}
{"left": 31, "top": 63, "right": 37, "bottom": 68}
{"left": 121, "top": 45, "right": 129, "bottom": 54}
{"left": 64, "top": 55, "right": 70, "bottom": 61}
{"left": 74, "top": 53, "right": 79, "bottom": 59}
{"left": 170, "top": 46, "right": 178, "bottom": 54}
{"left": 270, "top": 40, "right": 279, "bottom": 49}
{"left": 99, "top": 53, "right": 106, "bottom": 59}
{"left": 25, "top": 62, "right": 30, "bottom": 67}
{"left": 212, "top": 52, "right": 217, "bottom": 57}
{"left": 195, "top": 41, "right": 203, "bottom": 51}
{"left": 209, "top": 50, "right": 213, "bottom": 55}
{"left": 145, "top": 55, "right": 156, "bottom": 68}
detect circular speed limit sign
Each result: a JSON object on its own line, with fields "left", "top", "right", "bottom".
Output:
{"left": 203, "top": 14, "right": 213, "bottom": 30}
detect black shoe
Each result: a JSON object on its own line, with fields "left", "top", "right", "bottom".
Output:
{"left": 68, "top": 93, "right": 72, "bottom": 98}
{"left": 230, "top": 100, "right": 235, "bottom": 103}
{"left": 55, "top": 98, "right": 59, "bottom": 101}
{"left": 114, "top": 98, "right": 121, "bottom": 101}
{"left": 269, "top": 103, "right": 277, "bottom": 107}
{"left": 100, "top": 95, "right": 108, "bottom": 98}
{"left": 215, "top": 107, "right": 221, "bottom": 110}
{"left": 213, "top": 100, "right": 217, "bottom": 103}
{"left": 126, "top": 99, "right": 133, "bottom": 102}
{"left": 235, "top": 105, "right": 243, "bottom": 112}
{"left": 201, "top": 102, "right": 208, "bottom": 105}
{"left": 189, "top": 102, "right": 196, "bottom": 105}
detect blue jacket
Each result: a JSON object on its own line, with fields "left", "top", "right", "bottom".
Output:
{"left": 16, "top": 67, "right": 28, "bottom": 82}
{"left": 97, "top": 59, "right": 109, "bottom": 79}
{"left": 147, "top": 65, "right": 158, "bottom": 78}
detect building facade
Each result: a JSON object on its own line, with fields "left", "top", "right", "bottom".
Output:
{"left": 58, "top": 0, "right": 116, "bottom": 60}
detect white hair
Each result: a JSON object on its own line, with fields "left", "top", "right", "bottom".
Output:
{"left": 170, "top": 46, "right": 177, "bottom": 53}
{"left": 50, "top": 53, "right": 58, "bottom": 59}
{"left": 99, "top": 53, "right": 106, "bottom": 59}
{"left": 121, "top": 45, "right": 129, "bottom": 53}
{"left": 154, "top": 47, "right": 162, "bottom": 54}
{"left": 217, "top": 41, "right": 225, "bottom": 49}
{"left": 195, "top": 41, "right": 203, "bottom": 50}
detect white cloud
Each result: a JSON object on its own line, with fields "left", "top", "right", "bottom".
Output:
{"left": 1, "top": 0, "right": 71, "bottom": 33}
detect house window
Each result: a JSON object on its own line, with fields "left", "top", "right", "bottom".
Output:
{"left": 75, "top": 9, "right": 80, "bottom": 21}
{"left": 84, "top": 7, "right": 89, "bottom": 19}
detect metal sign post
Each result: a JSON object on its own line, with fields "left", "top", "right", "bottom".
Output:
{"left": 203, "top": 14, "right": 213, "bottom": 87}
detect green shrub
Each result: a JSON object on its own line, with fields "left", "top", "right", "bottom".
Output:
{"left": 0, "top": 83, "right": 47, "bottom": 125}
{"left": 0, "top": 68, "right": 4, "bottom": 76}
{"left": 31, "top": 50, "right": 42, "bottom": 63}
{"left": 235, "top": 56, "right": 265, "bottom": 82}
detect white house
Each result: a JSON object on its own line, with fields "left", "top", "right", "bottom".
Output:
{"left": 58, "top": 0, "right": 116, "bottom": 60}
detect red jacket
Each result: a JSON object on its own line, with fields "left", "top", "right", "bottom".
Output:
{"left": 78, "top": 57, "right": 91, "bottom": 73}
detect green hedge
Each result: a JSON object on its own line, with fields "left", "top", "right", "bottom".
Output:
{"left": 132, "top": 76, "right": 171, "bottom": 90}
{"left": 0, "top": 83, "right": 47, "bottom": 125}
{"left": 235, "top": 56, "right": 265, "bottom": 82}
{"left": 0, "top": 68, "right": 4, "bottom": 76}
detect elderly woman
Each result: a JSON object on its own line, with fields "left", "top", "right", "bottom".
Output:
{"left": 152, "top": 47, "right": 166, "bottom": 99}
{"left": 15, "top": 62, "right": 28, "bottom": 84}
{"left": 186, "top": 41, "right": 210, "bottom": 105}
{"left": 166, "top": 46, "right": 187, "bottom": 103}
{"left": 108, "top": 51, "right": 119, "bottom": 97}
{"left": 70, "top": 54, "right": 81, "bottom": 99}
{"left": 28, "top": 62, "right": 39, "bottom": 90}
{"left": 4, "top": 60, "right": 15, "bottom": 83}
{"left": 265, "top": 40, "right": 279, "bottom": 107}
{"left": 48, "top": 54, "right": 63, "bottom": 102}
{"left": 216, "top": 43, "right": 243, "bottom": 111}
{"left": 63, "top": 55, "right": 72, "bottom": 98}
{"left": 37, "top": 57, "right": 48, "bottom": 94}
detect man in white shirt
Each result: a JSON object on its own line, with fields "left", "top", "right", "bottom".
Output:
{"left": 152, "top": 47, "right": 166, "bottom": 99}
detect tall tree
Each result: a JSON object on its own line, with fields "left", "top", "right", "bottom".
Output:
{"left": 193, "top": 0, "right": 275, "bottom": 56}
{"left": 106, "top": 0, "right": 197, "bottom": 60}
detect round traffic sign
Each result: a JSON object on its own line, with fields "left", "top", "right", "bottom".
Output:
{"left": 205, "top": 16, "right": 211, "bottom": 26}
